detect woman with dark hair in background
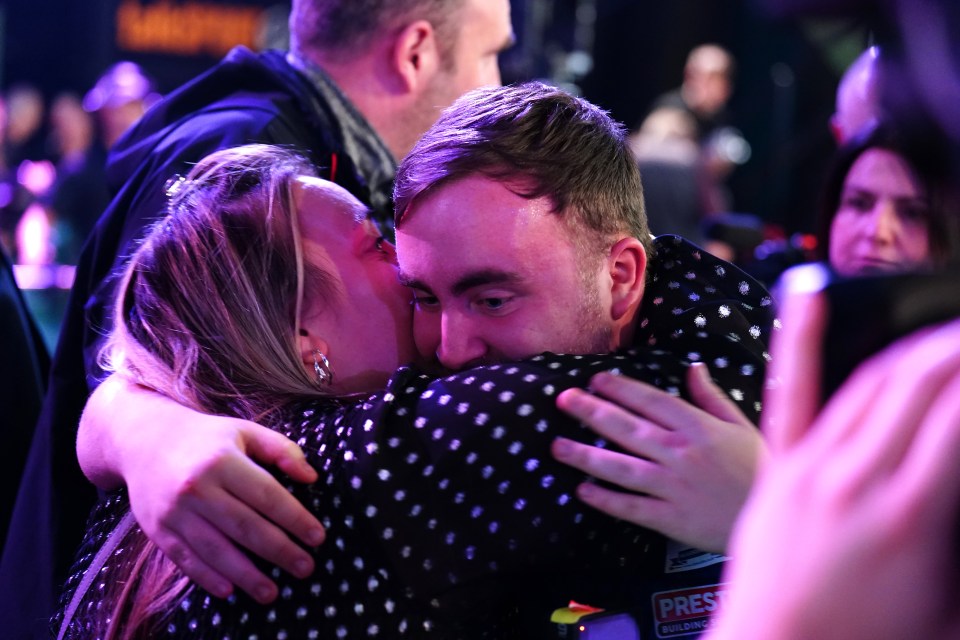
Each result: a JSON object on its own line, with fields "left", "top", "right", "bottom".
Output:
{"left": 817, "top": 123, "right": 960, "bottom": 277}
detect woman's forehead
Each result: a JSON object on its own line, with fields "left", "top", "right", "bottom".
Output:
{"left": 295, "top": 175, "right": 370, "bottom": 234}
{"left": 844, "top": 148, "right": 924, "bottom": 194}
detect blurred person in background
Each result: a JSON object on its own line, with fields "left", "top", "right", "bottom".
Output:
{"left": 652, "top": 43, "right": 750, "bottom": 211}
{"left": 44, "top": 93, "right": 104, "bottom": 264}
{"left": 634, "top": 44, "right": 753, "bottom": 264}
{"left": 4, "top": 84, "right": 47, "bottom": 168}
{"left": 47, "top": 95, "right": 94, "bottom": 176}
{"left": 629, "top": 107, "right": 708, "bottom": 245}
{"left": 0, "top": 88, "right": 52, "bottom": 260}
{"left": 81, "top": 61, "right": 159, "bottom": 150}
{"left": 629, "top": 106, "right": 757, "bottom": 262}
{"left": 653, "top": 44, "right": 735, "bottom": 144}
{"left": 830, "top": 45, "right": 882, "bottom": 145}
{"left": 44, "top": 63, "right": 158, "bottom": 264}
{"left": 734, "top": 44, "right": 890, "bottom": 284}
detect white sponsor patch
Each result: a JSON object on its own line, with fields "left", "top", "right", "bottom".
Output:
{"left": 664, "top": 540, "right": 728, "bottom": 573}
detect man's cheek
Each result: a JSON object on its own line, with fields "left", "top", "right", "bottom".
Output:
{"left": 412, "top": 311, "right": 441, "bottom": 360}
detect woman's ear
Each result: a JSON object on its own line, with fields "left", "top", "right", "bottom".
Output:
{"left": 392, "top": 19, "right": 440, "bottom": 92}
{"left": 607, "top": 237, "right": 648, "bottom": 321}
{"left": 298, "top": 328, "right": 330, "bottom": 368}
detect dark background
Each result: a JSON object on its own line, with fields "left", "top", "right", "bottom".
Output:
{"left": 1, "top": 0, "right": 868, "bottom": 236}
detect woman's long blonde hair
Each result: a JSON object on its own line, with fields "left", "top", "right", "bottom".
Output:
{"left": 88, "top": 144, "right": 334, "bottom": 639}
{"left": 106, "top": 143, "right": 333, "bottom": 420}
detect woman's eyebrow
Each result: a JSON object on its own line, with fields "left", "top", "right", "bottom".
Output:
{"left": 353, "top": 205, "right": 374, "bottom": 225}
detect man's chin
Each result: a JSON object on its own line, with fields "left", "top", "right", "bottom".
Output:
{"left": 413, "top": 358, "right": 456, "bottom": 377}
{"left": 414, "top": 355, "right": 508, "bottom": 376}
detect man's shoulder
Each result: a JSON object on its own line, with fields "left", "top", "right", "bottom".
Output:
{"left": 648, "top": 235, "right": 772, "bottom": 299}
{"left": 641, "top": 235, "right": 776, "bottom": 336}
{"left": 101, "top": 47, "right": 334, "bottom": 232}
{"left": 637, "top": 236, "right": 776, "bottom": 421}
{"left": 110, "top": 48, "right": 324, "bottom": 168}
{"left": 162, "top": 47, "right": 313, "bottom": 115}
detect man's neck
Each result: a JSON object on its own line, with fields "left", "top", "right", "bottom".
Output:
{"left": 612, "top": 312, "right": 641, "bottom": 351}
{"left": 297, "top": 48, "right": 407, "bottom": 161}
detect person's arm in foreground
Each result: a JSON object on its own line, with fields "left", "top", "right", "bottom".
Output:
{"left": 552, "top": 362, "right": 765, "bottom": 552}
{"left": 77, "top": 374, "right": 326, "bottom": 603}
{"left": 710, "top": 295, "right": 960, "bottom": 640}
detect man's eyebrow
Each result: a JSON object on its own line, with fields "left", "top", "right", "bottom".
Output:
{"left": 397, "top": 271, "right": 432, "bottom": 292}
{"left": 398, "top": 269, "right": 522, "bottom": 296}
{"left": 451, "top": 270, "right": 522, "bottom": 296}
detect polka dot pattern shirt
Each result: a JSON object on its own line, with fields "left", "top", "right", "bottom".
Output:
{"left": 55, "top": 236, "right": 775, "bottom": 639}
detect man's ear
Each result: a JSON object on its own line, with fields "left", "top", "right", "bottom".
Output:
{"left": 393, "top": 19, "right": 440, "bottom": 92}
{"left": 607, "top": 237, "right": 647, "bottom": 321}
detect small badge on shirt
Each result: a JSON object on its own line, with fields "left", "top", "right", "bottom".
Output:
{"left": 664, "top": 540, "right": 728, "bottom": 573}
{"left": 651, "top": 583, "right": 727, "bottom": 638}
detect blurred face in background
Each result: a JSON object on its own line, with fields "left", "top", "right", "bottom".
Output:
{"left": 49, "top": 94, "right": 94, "bottom": 158}
{"left": 829, "top": 147, "right": 932, "bottom": 276}
{"left": 683, "top": 45, "right": 733, "bottom": 117}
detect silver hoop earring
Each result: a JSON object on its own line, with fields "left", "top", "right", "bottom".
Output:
{"left": 313, "top": 350, "right": 334, "bottom": 386}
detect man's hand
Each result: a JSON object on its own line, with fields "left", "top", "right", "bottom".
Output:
{"left": 78, "top": 376, "right": 326, "bottom": 603}
{"left": 712, "top": 305, "right": 960, "bottom": 640}
{"left": 552, "top": 363, "right": 764, "bottom": 553}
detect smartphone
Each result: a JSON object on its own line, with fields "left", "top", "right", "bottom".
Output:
{"left": 780, "top": 262, "right": 960, "bottom": 403}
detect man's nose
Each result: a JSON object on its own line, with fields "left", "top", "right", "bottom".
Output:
{"left": 437, "top": 313, "right": 488, "bottom": 371}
